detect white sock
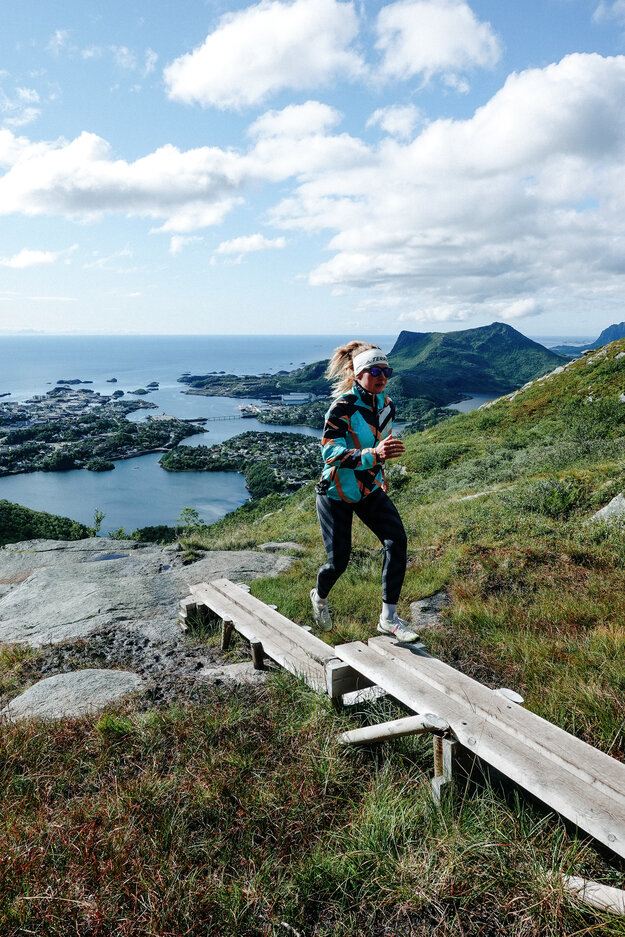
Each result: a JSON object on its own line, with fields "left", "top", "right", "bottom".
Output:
{"left": 382, "top": 603, "right": 397, "bottom": 621}
{"left": 314, "top": 588, "right": 328, "bottom": 606}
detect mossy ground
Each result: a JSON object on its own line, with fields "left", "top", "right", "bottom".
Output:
{"left": 2, "top": 343, "right": 625, "bottom": 935}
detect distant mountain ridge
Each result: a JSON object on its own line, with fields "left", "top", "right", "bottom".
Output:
{"left": 178, "top": 322, "right": 567, "bottom": 420}
{"left": 387, "top": 322, "right": 565, "bottom": 402}
{"left": 552, "top": 321, "right": 625, "bottom": 356}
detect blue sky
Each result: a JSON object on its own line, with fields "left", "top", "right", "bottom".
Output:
{"left": 1, "top": 0, "right": 624, "bottom": 336}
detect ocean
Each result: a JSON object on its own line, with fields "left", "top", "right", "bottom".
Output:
{"left": 0, "top": 334, "right": 394, "bottom": 533}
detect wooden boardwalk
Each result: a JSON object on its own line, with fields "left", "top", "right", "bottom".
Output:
{"left": 186, "top": 578, "right": 625, "bottom": 863}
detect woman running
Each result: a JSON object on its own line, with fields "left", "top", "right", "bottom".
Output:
{"left": 310, "top": 341, "right": 418, "bottom": 642}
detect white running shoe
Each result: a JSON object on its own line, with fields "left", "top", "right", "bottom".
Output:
{"left": 310, "top": 588, "right": 333, "bottom": 631}
{"left": 377, "top": 615, "right": 419, "bottom": 642}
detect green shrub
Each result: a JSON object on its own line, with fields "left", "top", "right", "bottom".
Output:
{"left": 0, "top": 499, "right": 88, "bottom": 546}
{"left": 503, "top": 477, "right": 590, "bottom": 518}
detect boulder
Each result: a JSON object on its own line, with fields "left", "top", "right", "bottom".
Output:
{"left": 590, "top": 493, "right": 625, "bottom": 523}
{"left": 2, "top": 669, "right": 143, "bottom": 720}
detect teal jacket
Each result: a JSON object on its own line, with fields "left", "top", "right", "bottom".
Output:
{"left": 317, "top": 382, "right": 394, "bottom": 503}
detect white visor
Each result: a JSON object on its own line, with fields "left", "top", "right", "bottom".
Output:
{"left": 352, "top": 348, "right": 389, "bottom": 375}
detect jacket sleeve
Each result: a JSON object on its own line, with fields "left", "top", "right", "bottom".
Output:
{"left": 321, "top": 401, "right": 382, "bottom": 471}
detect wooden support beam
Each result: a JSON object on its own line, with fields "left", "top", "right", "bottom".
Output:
{"left": 250, "top": 638, "right": 265, "bottom": 671}
{"left": 179, "top": 597, "right": 212, "bottom": 633}
{"left": 178, "top": 596, "right": 197, "bottom": 632}
{"left": 325, "top": 659, "right": 373, "bottom": 700}
{"left": 432, "top": 736, "right": 458, "bottom": 805}
{"left": 220, "top": 618, "right": 234, "bottom": 651}
{"left": 561, "top": 876, "right": 625, "bottom": 916}
{"left": 338, "top": 712, "right": 448, "bottom": 746}
{"left": 190, "top": 582, "right": 327, "bottom": 691}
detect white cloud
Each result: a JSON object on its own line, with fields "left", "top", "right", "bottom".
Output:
{"left": 248, "top": 100, "right": 370, "bottom": 183}
{"left": 17, "top": 88, "right": 40, "bottom": 104}
{"left": 46, "top": 29, "right": 70, "bottom": 56}
{"left": 366, "top": 104, "right": 421, "bottom": 139}
{"left": 498, "top": 298, "right": 541, "bottom": 320}
{"left": 0, "top": 130, "right": 250, "bottom": 233}
{"left": 164, "top": 0, "right": 364, "bottom": 109}
{"left": 248, "top": 101, "right": 342, "bottom": 139}
{"left": 169, "top": 235, "right": 203, "bottom": 255}
{"left": 83, "top": 247, "right": 133, "bottom": 270}
{"left": 215, "top": 234, "right": 287, "bottom": 254}
{"left": 271, "top": 54, "right": 625, "bottom": 322}
{"left": 0, "top": 247, "right": 71, "bottom": 268}
{"left": 3, "top": 54, "right": 625, "bottom": 330}
{"left": 375, "top": 0, "right": 501, "bottom": 83}
{"left": 143, "top": 49, "right": 158, "bottom": 77}
{"left": 398, "top": 305, "right": 471, "bottom": 324}
{"left": 111, "top": 46, "right": 137, "bottom": 71}
{"left": 1, "top": 87, "right": 41, "bottom": 128}
{"left": 593, "top": 0, "right": 625, "bottom": 24}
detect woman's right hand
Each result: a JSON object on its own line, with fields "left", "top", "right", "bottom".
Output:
{"left": 375, "top": 437, "right": 406, "bottom": 460}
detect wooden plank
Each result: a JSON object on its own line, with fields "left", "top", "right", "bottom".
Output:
{"left": 205, "top": 579, "right": 337, "bottom": 665}
{"left": 334, "top": 640, "right": 625, "bottom": 859}
{"left": 561, "top": 876, "right": 625, "bottom": 915}
{"left": 338, "top": 713, "right": 449, "bottom": 746}
{"left": 367, "top": 635, "right": 625, "bottom": 811}
{"left": 191, "top": 583, "right": 325, "bottom": 691}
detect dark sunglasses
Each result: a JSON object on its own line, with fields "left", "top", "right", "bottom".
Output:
{"left": 366, "top": 366, "right": 393, "bottom": 378}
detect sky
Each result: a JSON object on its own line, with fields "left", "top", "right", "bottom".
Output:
{"left": 1, "top": 0, "right": 624, "bottom": 337}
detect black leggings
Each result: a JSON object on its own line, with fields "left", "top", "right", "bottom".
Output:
{"left": 315, "top": 488, "right": 407, "bottom": 604}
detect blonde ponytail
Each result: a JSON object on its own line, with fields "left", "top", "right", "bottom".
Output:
{"left": 326, "top": 340, "right": 380, "bottom": 397}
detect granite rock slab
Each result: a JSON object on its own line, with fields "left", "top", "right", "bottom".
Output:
{"left": 0, "top": 538, "right": 293, "bottom": 648}
{"left": 1, "top": 669, "right": 144, "bottom": 720}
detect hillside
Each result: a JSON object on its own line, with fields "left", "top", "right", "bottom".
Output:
{"left": 0, "top": 499, "right": 89, "bottom": 546}
{"left": 173, "top": 338, "right": 625, "bottom": 932}
{"left": 3, "top": 342, "right": 625, "bottom": 936}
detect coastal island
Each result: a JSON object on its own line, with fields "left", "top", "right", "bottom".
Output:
{"left": 0, "top": 386, "right": 205, "bottom": 476}
{"left": 160, "top": 431, "right": 321, "bottom": 498}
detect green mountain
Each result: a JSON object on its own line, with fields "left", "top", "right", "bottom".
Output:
{"left": 387, "top": 321, "right": 566, "bottom": 402}
{"left": 179, "top": 323, "right": 566, "bottom": 426}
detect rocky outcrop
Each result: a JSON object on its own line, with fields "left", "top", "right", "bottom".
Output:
{"left": 410, "top": 590, "right": 449, "bottom": 632}
{"left": 0, "top": 537, "right": 294, "bottom": 718}
{"left": 590, "top": 493, "right": 625, "bottom": 523}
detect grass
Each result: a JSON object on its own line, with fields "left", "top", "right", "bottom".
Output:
{"left": 2, "top": 675, "right": 623, "bottom": 936}
{"left": 3, "top": 341, "right": 625, "bottom": 934}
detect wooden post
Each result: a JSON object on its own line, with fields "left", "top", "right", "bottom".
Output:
{"left": 431, "top": 736, "right": 457, "bottom": 805}
{"left": 250, "top": 638, "right": 265, "bottom": 670}
{"left": 178, "top": 596, "right": 198, "bottom": 632}
{"left": 220, "top": 618, "right": 235, "bottom": 651}
{"left": 325, "top": 658, "right": 374, "bottom": 707}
